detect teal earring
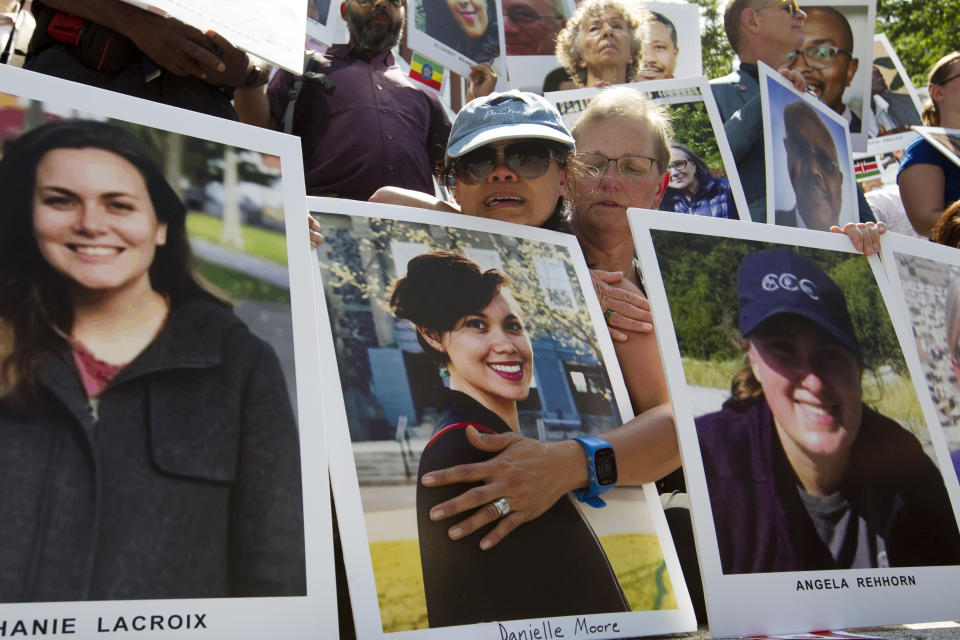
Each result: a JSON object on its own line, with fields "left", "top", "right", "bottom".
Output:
{"left": 439, "top": 363, "right": 449, "bottom": 378}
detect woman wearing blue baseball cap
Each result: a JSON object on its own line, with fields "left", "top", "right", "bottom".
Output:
{"left": 697, "top": 248, "right": 960, "bottom": 573}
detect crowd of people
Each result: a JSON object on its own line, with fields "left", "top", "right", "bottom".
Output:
{"left": 3, "top": 0, "right": 960, "bottom": 632}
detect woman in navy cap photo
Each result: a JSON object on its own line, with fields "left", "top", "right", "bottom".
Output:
{"left": 696, "top": 247, "right": 960, "bottom": 574}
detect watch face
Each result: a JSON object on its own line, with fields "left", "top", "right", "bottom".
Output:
{"left": 595, "top": 447, "right": 617, "bottom": 486}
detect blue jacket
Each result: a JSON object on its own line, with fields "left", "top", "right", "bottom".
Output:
{"left": 696, "top": 397, "right": 960, "bottom": 573}
{"left": 660, "top": 175, "right": 738, "bottom": 219}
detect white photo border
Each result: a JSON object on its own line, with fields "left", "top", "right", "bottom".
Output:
{"left": 628, "top": 209, "right": 960, "bottom": 637}
{"left": 760, "top": 61, "right": 858, "bottom": 229}
{"left": 0, "top": 64, "right": 335, "bottom": 637}
{"left": 310, "top": 197, "right": 697, "bottom": 640}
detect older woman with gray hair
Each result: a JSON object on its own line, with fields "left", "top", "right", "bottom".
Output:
{"left": 555, "top": 0, "right": 648, "bottom": 87}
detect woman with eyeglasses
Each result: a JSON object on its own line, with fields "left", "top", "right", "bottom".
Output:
{"left": 554, "top": 0, "right": 647, "bottom": 88}
{"left": 700, "top": 248, "right": 960, "bottom": 573}
{"left": 659, "top": 143, "right": 738, "bottom": 218}
{"left": 425, "top": 0, "right": 500, "bottom": 63}
{"left": 898, "top": 51, "right": 960, "bottom": 237}
{"left": 392, "top": 251, "right": 630, "bottom": 626}
{"left": 0, "top": 120, "right": 306, "bottom": 601}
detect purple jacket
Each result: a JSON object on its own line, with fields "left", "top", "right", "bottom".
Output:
{"left": 696, "top": 397, "right": 960, "bottom": 574}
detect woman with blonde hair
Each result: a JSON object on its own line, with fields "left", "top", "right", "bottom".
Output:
{"left": 897, "top": 51, "right": 960, "bottom": 237}
{"left": 554, "top": 0, "right": 648, "bottom": 87}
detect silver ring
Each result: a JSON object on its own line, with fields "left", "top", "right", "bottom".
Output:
{"left": 492, "top": 497, "right": 511, "bottom": 518}
{"left": 603, "top": 309, "right": 614, "bottom": 326}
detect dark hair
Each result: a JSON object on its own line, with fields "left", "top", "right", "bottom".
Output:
{"left": 389, "top": 251, "right": 509, "bottom": 363}
{"left": 542, "top": 66, "right": 576, "bottom": 93}
{"left": 933, "top": 198, "right": 960, "bottom": 248}
{"left": 670, "top": 142, "right": 710, "bottom": 182}
{"left": 423, "top": 0, "right": 499, "bottom": 63}
{"left": 0, "top": 119, "right": 215, "bottom": 402}
{"left": 923, "top": 51, "right": 960, "bottom": 127}
{"left": 648, "top": 11, "right": 677, "bottom": 47}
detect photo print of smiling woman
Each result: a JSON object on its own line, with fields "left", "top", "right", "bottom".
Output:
{"left": 629, "top": 211, "right": 960, "bottom": 636}
{"left": 0, "top": 61, "right": 342, "bottom": 638}
{"left": 311, "top": 201, "right": 696, "bottom": 638}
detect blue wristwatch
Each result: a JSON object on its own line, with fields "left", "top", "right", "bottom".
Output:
{"left": 572, "top": 435, "right": 617, "bottom": 508}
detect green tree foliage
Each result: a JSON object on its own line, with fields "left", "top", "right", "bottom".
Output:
{"left": 649, "top": 232, "right": 907, "bottom": 372}
{"left": 670, "top": 102, "right": 724, "bottom": 174}
{"left": 689, "top": 0, "right": 734, "bottom": 79}
{"left": 876, "top": 0, "right": 960, "bottom": 87}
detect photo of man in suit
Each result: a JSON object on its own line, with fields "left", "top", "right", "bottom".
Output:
{"left": 775, "top": 100, "right": 849, "bottom": 230}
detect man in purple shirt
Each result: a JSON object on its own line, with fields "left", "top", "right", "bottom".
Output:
{"left": 237, "top": 0, "right": 451, "bottom": 200}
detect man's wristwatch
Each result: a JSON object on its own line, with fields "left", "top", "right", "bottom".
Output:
{"left": 572, "top": 435, "right": 617, "bottom": 508}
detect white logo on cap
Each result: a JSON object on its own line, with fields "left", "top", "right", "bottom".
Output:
{"left": 761, "top": 272, "right": 819, "bottom": 300}
{"left": 482, "top": 103, "right": 526, "bottom": 119}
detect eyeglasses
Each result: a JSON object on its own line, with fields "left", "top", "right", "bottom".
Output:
{"left": 784, "top": 136, "right": 840, "bottom": 175}
{"left": 668, "top": 158, "right": 689, "bottom": 171}
{"left": 581, "top": 153, "right": 657, "bottom": 180}
{"left": 452, "top": 141, "right": 562, "bottom": 185}
{"left": 505, "top": 6, "right": 562, "bottom": 24}
{"left": 354, "top": 0, "right": 403, "bottom": 7}
{"left": 755, "top": 0, "right": 802, "bottom": 18}
{"left": 785, "top": 45, "right": 853, "bottom": 70}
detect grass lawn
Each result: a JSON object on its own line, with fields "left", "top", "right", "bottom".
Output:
{"left": 187, "top": 213, "right": 288, "bottom": 265}
{"left": 369, "top": 534, "right": 674, "bottom": 633}
{"left": 194, "top": 257, "right": 290, "bottom": 305}
{"left": 682, "top": 357, "right": 741, "bottom": 389}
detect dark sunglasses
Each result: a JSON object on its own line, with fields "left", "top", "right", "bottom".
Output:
{"left": 452, "top": 141, "right": 563, "bottom": 185}
{"left": 785, "top": 45, "right": 853, "bottom": 70}
{"left": 756, "top": 0, "right": 802, "bottom": 18}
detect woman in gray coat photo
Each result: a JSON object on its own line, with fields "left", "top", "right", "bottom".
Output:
{"left": 0, "top": 119, "right": 306, "bottom": 602}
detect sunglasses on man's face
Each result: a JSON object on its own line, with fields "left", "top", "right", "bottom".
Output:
{"left": 756, "top": 0, "right": 802, "bottom": 18}
{"left": 452, "top": 141, "right": 561, "bottom": 185}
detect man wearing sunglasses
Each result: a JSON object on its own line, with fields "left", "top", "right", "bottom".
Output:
{"left": 711, "top": 0, "right": 808, "bottom": 223}
{"left": 786, "top": 6, "right": 861, "bottom": 134}
{"left": 237, "top": 0, "right": 451, "bottom": 202}
{"left": 776, "top": 100, "right": 850, "bottom": 230}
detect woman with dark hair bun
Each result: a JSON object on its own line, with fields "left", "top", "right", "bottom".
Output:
{"left": 659, "top": 142, "right": 737, "bottom": 219}
{"left": 424, "top": 0, "right": 500, "bottom": 63}
{"left": 0, "top": 119, "right": 305, "bottom": 602}
{"left": 391, "top": 250, "right": 628, "bottom": 626}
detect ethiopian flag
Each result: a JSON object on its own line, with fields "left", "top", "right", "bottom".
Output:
{"left": 410, "top": 53, "right": 444, "bottom": 91}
